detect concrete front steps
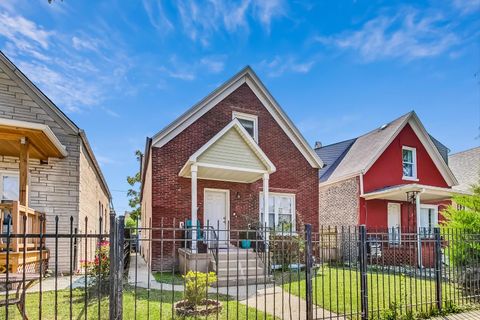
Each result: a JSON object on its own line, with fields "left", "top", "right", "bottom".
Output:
{"left": 210, "top": 248, "right": 272, "bottom": 287}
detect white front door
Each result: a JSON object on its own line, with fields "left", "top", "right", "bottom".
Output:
{"left": 387, "top": 203, "right": 401, "bottom": 244}
{"left": 204, "top": 189, "right": 229, "bottom": 246}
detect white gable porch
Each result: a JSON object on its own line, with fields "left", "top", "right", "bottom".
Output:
{"left": 178, "top": 119, "right": 276, "bottom": 252}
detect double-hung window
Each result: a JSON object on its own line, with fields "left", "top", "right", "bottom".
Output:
{"left": 232, "top": 112, "right": 258, "bottom": 142}
{"left": 260, "top": 193, "right": 295, "bottom": 231}
{"left": 0, "top": 172, "right": 19, "bottom": 201}
{"left": 402, "top": 146, "right": 417, "bottom": 180}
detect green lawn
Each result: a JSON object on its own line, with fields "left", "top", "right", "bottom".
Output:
{"left": 0, "top": 285, "right": 276, "bottom": 320}
{"left": 278, "top": 265, "right": 463, "bottom": 317}
{"left": 153, "top": 271, "right": 184, "bottom": 285}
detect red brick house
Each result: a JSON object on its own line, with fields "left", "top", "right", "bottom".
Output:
{"left": 316, "top": 111, "right": 461, "bottom": 266}
{"left": 140, "top": 67, "right": 323, "bottom": 270}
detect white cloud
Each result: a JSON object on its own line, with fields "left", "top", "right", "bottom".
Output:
{"left": 0, "top": 10, "right": 133, "bottom": 115}
{"left": 143, "top": 0, "right": 286, "bottom": 45}
{"left": 451, "top": 0, "right": 480, "bottom": 15}
{"left": 316, "top": 8, "right": 459, "bottom": 62}
{"left": 200, "top": 56, "right": 226, "bottom": 73}
{"left": 142, "top": 0, "right": 173, "bottom": 33}
{"left": 72, "top": 36, "right": 100, "bottom": 52}
{"left": 252, "top": 0, "right": 286, "bottom": 32}
{"left": 259, "top": 55, "right": 315, "bottom": 77}
{"left": 0, "top": 12, "right": 53, "bottom": 49}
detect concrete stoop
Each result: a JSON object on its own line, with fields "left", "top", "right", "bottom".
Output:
{"left": 210, "top": 248, "right": 272, "bottom": 287}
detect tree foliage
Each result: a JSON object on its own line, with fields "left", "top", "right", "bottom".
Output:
{"left": 127, "top": 150, "right": 142, "bottom": 221}
{"left": 441, "top": 183, "right": 480, "bottom": 266}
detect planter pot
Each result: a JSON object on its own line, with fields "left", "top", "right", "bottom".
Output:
{"left": 240, "top": 239, "right": 251, "bottom": 249}
{"left": 175, "top": 299, "right": 222, "bottom": 317}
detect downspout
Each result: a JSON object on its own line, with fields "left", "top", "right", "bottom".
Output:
{"left": 359, "top": 171, "right": 366, "bottom": 225}
{"left": 416, "top": 188, "right": 425, "bottom": 268}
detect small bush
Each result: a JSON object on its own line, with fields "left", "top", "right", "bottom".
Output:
{"left": 183, "top": 271, "right": 217, "bottom": 307}
{"left": 80, "top": 240, "right": 110, "bottom": 294}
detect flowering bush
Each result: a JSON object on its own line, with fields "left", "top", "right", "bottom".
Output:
{"left": 80, "top": 240, "right": 110, "bottom": 294}
{"left": 183, "top": 271, "right": 217, "bottom": 307}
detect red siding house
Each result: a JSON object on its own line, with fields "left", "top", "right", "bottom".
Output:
{"left": 316, "top": 112, "right": 461, "bottom": 267}
{"left": 140, "top": 67, "right": 323, "bottom": 270}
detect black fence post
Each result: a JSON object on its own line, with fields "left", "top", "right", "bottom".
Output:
{"left": 109, "top": 212, "right": 117, "bottom": 320}
{"left": 434, "top": 227, "right": 442, "bottom": 312}
{"left": 305, "top": 224, "right": 314, "bottom": 320}
{"left": 359, "top": 225, "right": 368, "bottom": 320}
{"left": 117, "top": 215, "right": 125, "bottom": 319}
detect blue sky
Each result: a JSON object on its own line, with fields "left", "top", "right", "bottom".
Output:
{"left": 0, "top": 0, "right": 478, "bottom": 213}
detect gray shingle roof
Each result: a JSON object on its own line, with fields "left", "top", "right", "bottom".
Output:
{"left": 315, "top": 138, "right": 356, "bottom": 182}
{"left": 316, "top": 111, "right": 453, "bottom": 184}
{"left": 449, "top": 147, "right": 480, "bottom": 193}
{"left": 325, "top": 112, "right": 411, "bottom": 181}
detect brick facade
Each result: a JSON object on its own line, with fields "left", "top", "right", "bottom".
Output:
{"left": 318, "top": 176, "right": 360, "bottom": 227}
{"left": 0, "top": 57, "right": 110, "bottom": 272}
{"left": 148, "top": 83, "right": 319, "bottom": 270}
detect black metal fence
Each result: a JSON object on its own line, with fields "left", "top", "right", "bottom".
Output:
{"left": 1, "top": 213, "right": 480, "bottom": 319}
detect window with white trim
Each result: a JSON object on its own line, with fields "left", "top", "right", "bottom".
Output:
{"left": 402, "top": 146, "right": 417, "bottom": 179}
{"left": 419, "top": 205, "right": 438, "bottom": 237}
{"left": 0, "top": 172, "right": 19, "bottom": 201}
{"left": 260, "top": 193, "right": 295, "bottom": 230}
{"left": 233, "top": 112, "right": 258, "bottom": 142}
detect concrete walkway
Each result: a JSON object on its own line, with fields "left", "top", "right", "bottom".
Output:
{"left": 239, "top": 286, "right": 337, "bottom": 320}
{"left": 128, "top": 253, "right": 336, "bottom": 319}
{"left": 431, "top": 310, "right": 480, "bottom": 320}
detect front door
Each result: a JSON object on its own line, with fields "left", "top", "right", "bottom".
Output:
{"left": 387, "top": 203, "right": 401, "bottom": 244}
{"left": 204, "top": 189, "right": 229, "bottom": 247}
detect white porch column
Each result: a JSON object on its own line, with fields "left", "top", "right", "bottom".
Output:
{"left": 416, "top": 191, "right": 422, "bottom": 268}
{"left": 263, "top": 173, "right": 269, "bottom": 227}
{"left": 191, "top": 164, "right": 198, "bottom": 252}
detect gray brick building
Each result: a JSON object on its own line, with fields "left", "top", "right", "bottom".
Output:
{"left": 0, "top": 52, "right": 111, "bottom": 273}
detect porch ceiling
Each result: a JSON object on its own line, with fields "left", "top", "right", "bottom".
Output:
{"left": 361, "top": 183, "right": 468, "bottom": 202}
{"left": 0, "top": 118, "right": 68, "bottom": 160}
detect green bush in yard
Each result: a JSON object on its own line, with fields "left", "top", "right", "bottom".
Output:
{"left": 441, "top": 182, "right": 480, "bottom": 300}
{"left": 183, "top": 271, "right": 217, "bottom": 307}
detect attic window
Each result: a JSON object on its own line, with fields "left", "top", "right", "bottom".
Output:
{"left": 233, "top": 112, "right": 258, "bottom": 142}
{"left": 402, "top": 146, "right": 417, "bottom": 180}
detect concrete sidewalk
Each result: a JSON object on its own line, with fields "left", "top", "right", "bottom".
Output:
{"left": 431, "top": 310, "right": 480, "bottom": 319}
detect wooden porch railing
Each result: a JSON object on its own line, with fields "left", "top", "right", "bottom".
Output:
{"left": 0, "top": 200, "right": 48, "bottom": 273}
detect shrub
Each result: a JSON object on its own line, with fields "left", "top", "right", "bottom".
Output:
{"left": 81, "top": 240, "right": 110, "bottom": 294}
{"left": 183, "top": 271, "right": 217, "bottom": 307}
{"left": 269, "top": 232, "right": 305, "bottom": 268}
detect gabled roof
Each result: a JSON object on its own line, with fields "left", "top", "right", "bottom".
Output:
{"left": 0, "top": 51, "right": 111, "bottom": 199}
{"left": 178, "top": 119, "right": 276, "bottom": 181}
{"left": 151, "top": 66, "right": 323, "bottom": 169}
{"left": 316, "top": 138, "right": 356, "bottom": 182}
{"left": 316, "top": 111, "right": 458, "bottom": 186}
{"left": 449, "top": 147, "right": 480, "bottom": 193}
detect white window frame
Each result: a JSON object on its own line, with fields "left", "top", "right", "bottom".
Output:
{"left": 419, "top": 204, "right": 438, "bottom": 238}
{"left": 402, "top": 146, "right": 417, "bottom": 180}
{"left": 259, "top": 192, "right": 296, "bottom": 231}
{"left": 232, "top": 111, "right": 258, "bottom": 142}
{"left": 0, "top": 170, "right": 20, "bottom": 201}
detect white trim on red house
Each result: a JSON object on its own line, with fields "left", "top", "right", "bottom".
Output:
{"left": 151, "top": 66, "right": 323, "bottom": 169}
{"left": 320, "top": 112, "right": 458, "bottom": 188}
{"left": 362, "top": 112, "right": 457, "bottom": 186}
